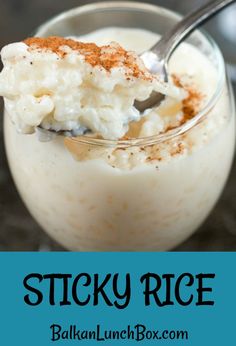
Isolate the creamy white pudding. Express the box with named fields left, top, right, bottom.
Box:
left=2, top=27, right=235, bottom=251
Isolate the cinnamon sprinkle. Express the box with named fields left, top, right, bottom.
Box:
left=172, top=74, right=203, bottom=124
left=170, top=142, right=185, bottom=157
left=23, top=36, right=151, bottom=79
left=143, top=75, right=203, bottom=162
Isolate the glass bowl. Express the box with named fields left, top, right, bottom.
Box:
left=4, top=1, right=235, bottom=251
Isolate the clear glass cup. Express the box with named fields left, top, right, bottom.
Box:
left=4, top=2, right=235, bottom=251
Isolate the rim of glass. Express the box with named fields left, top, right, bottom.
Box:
left=36, top=1, right=226, bottom=148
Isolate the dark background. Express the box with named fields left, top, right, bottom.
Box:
left=1, top=0, right=236, bottom=251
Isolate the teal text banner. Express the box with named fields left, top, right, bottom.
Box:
left=0, top=252, right=235, bottom=345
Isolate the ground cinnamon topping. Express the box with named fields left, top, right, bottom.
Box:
left=172, top=74, right=203, bottom=124
left=23, top=36, right=151, bottom=79
left=143, top=75, right=203, bottom=162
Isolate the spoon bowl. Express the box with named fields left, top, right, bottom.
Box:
left=134, top=51, right=167, bottom=112
left=134, top=0, right=235, bottom=112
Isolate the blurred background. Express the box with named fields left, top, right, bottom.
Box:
left=1, top=0, right=236, bottom=251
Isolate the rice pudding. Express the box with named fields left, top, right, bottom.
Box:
left=1, top=26, right=235, bottom=251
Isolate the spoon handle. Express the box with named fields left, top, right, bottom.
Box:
left=151, top=0, right=236, bottom=61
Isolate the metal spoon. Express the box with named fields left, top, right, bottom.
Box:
left=135, top=0, right=235, bottom=112
left=39, top=0, right=235, bottom=136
